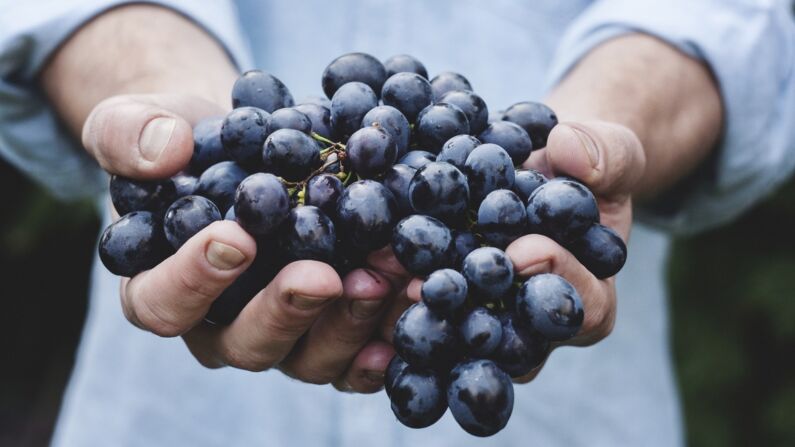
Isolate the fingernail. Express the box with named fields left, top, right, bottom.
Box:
left=206, top=241, right=246, bottom=270
left=291, top=294, right=330, bottom=310
left=349, top=300, right=383, bottom=319
left=568, top=126, right=599, bottom=168
left=363, top=370, right=384, bottom=383
left=139, top=117, right=176, bottom=161
left=518, top=260, right=552, bottom=277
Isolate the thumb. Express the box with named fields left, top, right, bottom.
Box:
left=82, top=93, right=226, bottom=179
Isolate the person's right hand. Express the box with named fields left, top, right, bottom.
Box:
left=85, top=93, right=400, bottom=392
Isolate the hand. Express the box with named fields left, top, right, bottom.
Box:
left=85, top=93, right=402, bottom=392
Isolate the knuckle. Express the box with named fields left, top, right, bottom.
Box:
left=175, top=267, right=219, bottom=305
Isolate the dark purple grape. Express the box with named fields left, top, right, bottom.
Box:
left=381, top=72, right=433, bottom=122
left=398, top=150, right=436, bottom=170
left=451, top=230, right=479, bottom=268
left=233, top=173, right=290, bottom=235
left=279, top=206, right=335, bottom=263
left=391, top=215, right=454, bottom=276
left=492, top=312, right=550, bottom=377
left=330, top=81, right=378, bottom=139
left=190, top=116, right=227, bottom=174
left=430, top=71, right=472, bottom=101
left=382, top=164, right=417, bottom=217
left=262, top=129, right=321, bottom=181
left=322, top=52, right=386, bottom=99
left=231, top=70, right=294, bottom=113
left=478, top=121, right=533, bottom=166
left=502, top=101, right=558, bottom=149
left=221, top=106, right=270, bottom=168
left=512, top=169, right=548, bottom=203
left=171, top=173, right=198, bottom=198
left=569, top=223, right=627, bottom=279
left=195, top=161, right=248, bottom=212
left=436, top=134, right=480, bottom=171
left=516, top=273, right=583, bottom=341
left=390, top=366, right=447, bottom=428
left=414, top=103, right=470, bottom=153
left=385, top=354, right=409, bottom=398
left=305, top=173, right=344, bottom=219
left=477, top=189, right=527, bottom=248
left=461, top=247, right=514, bottom=303
left=293, top=103, right=333, bottom=139
left=361, top=105, right=411, bottom=158
left=464, top=143, right=515, bottom=204
left=336, top=180, right=398, bottom=251
left=408, top=161, right=469, bottom=226
left=447, top=359, right=513, bottom=437
left=421, top=269, right=468, bottom=315
left=438, top=90, right=488, bottom=135
left=109, top=175, right=176, bottom=216
left=460, top=307, right=502, bottom=356
left=345, top=126, right=398, bottom=178
left=98, top=211, right=170, bottom=277
left=163, top=195, right=222, bottom=249
left=526, top=179, right=599, bottom=244
left=267, top=108, right=312, bottom=134
left=393, top=302, right=458, bottom=369
left=383, top=54, right=428, bottom=78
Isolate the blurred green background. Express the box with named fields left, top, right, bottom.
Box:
left=0, top=157, right=793, bottom=446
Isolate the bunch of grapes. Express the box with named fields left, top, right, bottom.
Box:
left=98, top=52, right=627, bottom=436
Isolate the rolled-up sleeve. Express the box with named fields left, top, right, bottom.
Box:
left=545, top=0, right=795, bottom=234
left=0, top=0, right=252, bottom=200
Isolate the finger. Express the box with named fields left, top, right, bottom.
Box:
left=366, top=245, right=410, bottom=286
left=405, top=277, right=423, bottom=302
left=199, top=261, right=344, bottom=371
left=278, top=268, right=392, bottom=384
left=378, top=283, right=415, bottom=343
left=121, top=220, right=256, bottom=337
left=333, top=341, right=396, bottom=393
left=82, top=93, right=225, bottom=178
left=506, top=234, right=616, bottom=346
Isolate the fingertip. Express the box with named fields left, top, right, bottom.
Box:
left=545, top=123, right=600, bottom=183
left=279, top=260, right=344, bottom=300
left=342, top=268, right=391, bottom=301
left=344, top=341, right=395, bottom=393
left=406, top=278, right=423, bottom=302
left=366, top=246, right=409, bottom=280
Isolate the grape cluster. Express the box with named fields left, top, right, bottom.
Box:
left=97, top=52, right=628, bottom=436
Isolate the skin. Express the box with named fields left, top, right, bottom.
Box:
left=41, top=6, right=722, bottom=389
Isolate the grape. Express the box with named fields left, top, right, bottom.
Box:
left=171, top=173, right=198, bottom=198
left=438, top=90, right=489, bottom=135
left=262, top=129, right=321, bottom=182
left=393, top=302, right=458, bottom=369
left=293, top=103, right=333, bottom=139
left=195, top=161, right=248, bottom=212
left=233, top=173, right=290, bottom=235
left=382, top=164, right=417, bottom=217
left=464, top=143, right=515, bottom=204
left=279, top=206, right=335, bottom=263
left=459, top=307, right=503, bottom=356
left=383, top=54, right=428, bottom=78
left=322, top=52, right=386, bottom=99
left=190, top=116, right=227, bottom=174
left=421, top=269, right=468, bottom=315
left=109, top=175, right=176, bottom=216
left=305, top=173, right=344, bottom=219
left=330, top=81, right=379, bottom=139
left=569, top=223, right=627, bottom=279
left=436, top=134, right=480, bottom=171
left=336, top=180, right=398, bottom=251
left=267, top=108, right=312, bottom=134
left=430, top=71, right=472, bottom=101
left=451, top=230, right=478, bottom=268
left=408, top=161, right=469, bottom=226
left=345, top=126, right=398, bottom=178
left=502, top=101, right=558, bottom=149
left=414, top=103, right=470, bottom=153
left=512, top=169, right=548, bottom=203
left=381, top=72, right=433, bottom=122
left=398, top=150, right=436, bottom=170
left=98, top=211, right=170, bottom=277
left=526, top=178, right=599, bottom=243
left=385, top=354, right=409, bottom=397
left=478, top=121, right=533, bottom=166
left=390, top=367, right=447, bottom=428
left=391, top=215, right=454, bottom=276
left=163, top=195, right=222, bottom=249
left=461, top=247, right=514, bottom=303
left=492, top=312, right=550, bottom=377
left=477, top=189, right=527, bottom=248
left=516, top=273, right=583, bottom=341
left=231, top=70, right=294, bottom=113
left=221, top=106, right=271, bottom=168
left=297, top=95, right=331, bottom=109
left=447, top=359, right=514, bottom=437
left=361, top=105, right=411, bottom=158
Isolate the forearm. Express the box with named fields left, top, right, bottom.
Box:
left=545, top=33, right=723, bottom=199
left=41, top=4, right=238, bottom=137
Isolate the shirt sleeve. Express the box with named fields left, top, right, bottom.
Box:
left=544, top=0, right=795, bottom=235
left=0, top=0, right=253, bottom=200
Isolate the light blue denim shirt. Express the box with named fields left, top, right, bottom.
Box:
left=1, top=1, right=794, bottom=446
